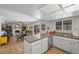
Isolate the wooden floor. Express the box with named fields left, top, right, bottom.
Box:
left=46, top=48, right=66, bottom=54
left=0, top=36, right=24, bottom=54
left=0, top=36, right=66, bottom=54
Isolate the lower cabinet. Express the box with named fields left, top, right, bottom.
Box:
left=32, top=38, right=48, bottom=54
left=53, top=36, right=79, bottom=54
left=41, top=38, right=48, bottom=53
left=72, top=42, right=79, bottom=54
left=62, top=40, right=72, bottom=53
left=24, top=40, right=32, bottom=54
left=32, top=43, right=42, bottom=54
left=24, top=38, right=48, bottom=54
left=53, top=37, right=62, bottom=49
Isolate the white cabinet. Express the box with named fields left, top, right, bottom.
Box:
left=53, top=36, right=62, bottom=49
left=24, top=40, right=32, bottom=54
left=41, top=38, right=48, bottom=53
left=53, top=36, right=72, bottom=53
left=24, top=38, right=48, bottom=54
left=32, top=43, right=42, bottom=54
left=62, top=40, right=72, bottom=53
left=72, top=42, right=79, bottom=54
left=53, top=36, right=79, bottom=54
left=32, top=38, right=48, bottom=54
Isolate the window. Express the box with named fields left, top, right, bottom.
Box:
left=63, top=20, right=72, bottom=30
left=56, top=21, right=62, bottom=30
left=56, top=20, right=72, bottom=31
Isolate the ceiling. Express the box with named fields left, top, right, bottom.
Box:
left=39, top=4, right=79, bottom=19
left=0, top=4, right=42, bottom=18
left=0, top=4, right=79, bottom=22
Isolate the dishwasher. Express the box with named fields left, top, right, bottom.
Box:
left=48, top=36, right=53, bottom=49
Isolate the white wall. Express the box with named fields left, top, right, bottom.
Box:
left=72, top=16, right=79, bottom=36
left=32, top=21, right=56, bottom=34
left=32, top=21, right=43, bottom=39
left=46, top=21, right=56, bottom=31
left=0, top=16, right=5, bottom=36
left=0, top=17, right=1, bottom=32
left=31, top=21, right=56, bottom=39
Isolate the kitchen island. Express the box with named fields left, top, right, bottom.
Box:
left=24, top=36, right=48, bottom=54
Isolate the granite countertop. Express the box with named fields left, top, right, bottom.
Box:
left=24, top=34, right=47, bottom=43
left=54, top=33, right=79, bottom=40
left=24, top=32, right=79, bottom=43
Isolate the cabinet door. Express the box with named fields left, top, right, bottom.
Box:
left=53, top=37, right=58, bottom=46
left=42, top=38, right=48, bottom=53
left=32, top=43, right=42, bottom=54
left=62, top=40, right=72, bottom=53
left=72, top=42, right=79, bottom=54
left=24, top=40, right=32, bottom=54
left=53, top=37, right=62, bottom=48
